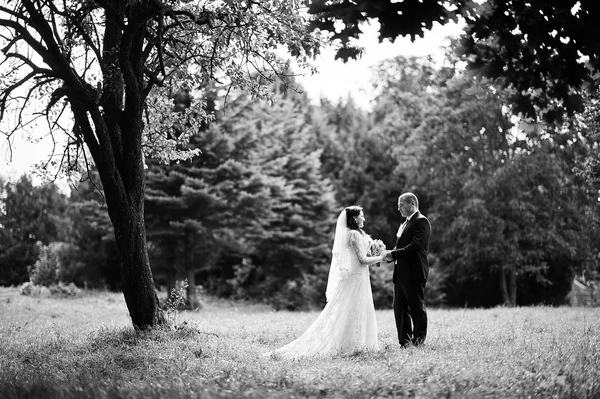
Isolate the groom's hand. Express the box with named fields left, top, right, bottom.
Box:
left=385, top=251, right=394, bottom=262
left=382, top=250, right=393, bottom=262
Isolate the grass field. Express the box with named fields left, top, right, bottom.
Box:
left=1, top=287, right=599, bottom=398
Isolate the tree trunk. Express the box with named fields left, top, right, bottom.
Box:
left=111, top=203, right=165, bottom=329
left=186, top=267, right=201, bottom=310
left=508, top=266, right=517, bottom=306
left=81, top=107, right=165, bottom=329
left=185, top=231, right=201, bottom=310
left=500, top=269, right=508, bottom=305
left=500, top=266, right=517, bottom=307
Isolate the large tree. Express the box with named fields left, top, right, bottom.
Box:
left=0, top=1, right=319, bottom=329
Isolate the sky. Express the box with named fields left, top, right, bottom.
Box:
left=0, top=20, right=464, bottom=182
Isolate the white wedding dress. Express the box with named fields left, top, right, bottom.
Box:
left=265, top=210, right=380, bottom=359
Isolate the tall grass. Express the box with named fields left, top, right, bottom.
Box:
left=0, top=287, right=599, bottom=398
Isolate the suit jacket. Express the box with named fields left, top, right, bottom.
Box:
left=390, top=211, right=431, bottom=283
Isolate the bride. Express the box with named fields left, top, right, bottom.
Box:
left=265, top=206, right=385, bottom=359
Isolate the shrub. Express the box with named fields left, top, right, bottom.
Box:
left=165, top=279, right=188, bottom=329
left=49, top=282, right=81, bottom=296
left=28, top=242, right=60, bottom=287
left=19, top=281, right=37, bottom=296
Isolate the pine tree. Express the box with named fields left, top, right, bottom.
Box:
left=225, top=96, right=337, bottom=309
left=145, top=89, right=338, bottom=309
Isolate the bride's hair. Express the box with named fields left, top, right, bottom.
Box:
left=345, top=206, right=363, bottom=231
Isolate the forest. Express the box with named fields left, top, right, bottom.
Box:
left=2, top=52, right=599, bottom=311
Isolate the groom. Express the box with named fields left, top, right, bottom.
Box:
left=383, top=192, right=431, bottom=347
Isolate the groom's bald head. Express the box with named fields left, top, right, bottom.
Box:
left=399, top=192, right=418, bottom=209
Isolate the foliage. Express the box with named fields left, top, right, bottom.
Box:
left=0, top=241, right=38, bottom=287
left=1, top=287, right=599, bottom=398
left=0, top=175, right=68, bottom=244
left=48, top=281, right=81, bottom=296
left=307, top=0, right=463, bottom=61
left=573, top=91, right=600, bottom=217
left=146, top=86, right=337, bottom=310
left=364, top=54, right=599, bottom=307
left=234, top=102, right=336, bottom=309
left=0, top=176, right=68, bottom=286
left=308, top=0, right=600, bottom=124
left=28, top=242, right=61, bottom=287
left=307, top=98, right=365, bottom=184
left=458, top=0, right=600, bottom=124
left=165, top=279, right=189, bottom=329
left=18, top=281, right=37, bottom=296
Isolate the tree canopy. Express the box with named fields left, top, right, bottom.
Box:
left=308, top=0, right=600, bottom=124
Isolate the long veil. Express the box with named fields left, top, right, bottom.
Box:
left=325, top=209, right=351, bottom=302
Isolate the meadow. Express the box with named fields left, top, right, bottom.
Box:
left=0, top=287, right=599, bottom=399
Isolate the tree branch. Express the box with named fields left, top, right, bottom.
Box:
left=3, top=52, right=55, bottom=75
left=0, top=18, right=52, bottom=63
left=66, top=9, right=104, bottom=71
left=0, top=70, right=39, bottom=123
left=70, top=102, right=101, bottom=163
left=0, top=4, right=28, bottom=20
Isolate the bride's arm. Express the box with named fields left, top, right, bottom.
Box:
left=349, top=230, right=384, bottom=266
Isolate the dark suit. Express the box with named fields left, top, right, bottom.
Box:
left=389, top=211, right=431, bottom=346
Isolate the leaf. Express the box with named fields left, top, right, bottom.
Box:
left=334, top=46, right=363, bottom=63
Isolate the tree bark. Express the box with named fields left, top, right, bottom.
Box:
left=508, top=266, right=517, bottom=306
left=500, top=266, right=517, bottom=307
left=96, top=118, right=165, bottom=329
left=185, top=232, right=201, bottom=310
left=186, top=267, right=201, bottom=310
left=111, top=200, right=165, bottom=329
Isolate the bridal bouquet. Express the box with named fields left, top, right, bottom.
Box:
left=368, top=239, right=386, bottom=267
left=368, top=239, right=386, bottom=257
